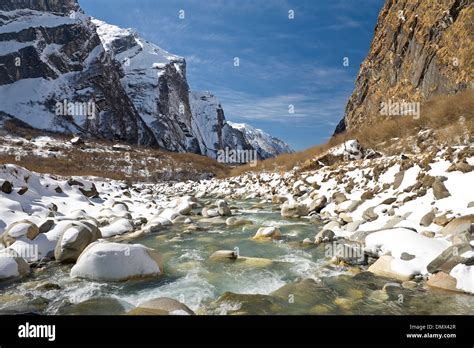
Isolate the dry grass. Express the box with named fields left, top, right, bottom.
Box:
left=228, top=90, right=474, bottom=176
left=0, top=142, right=230, bottom=182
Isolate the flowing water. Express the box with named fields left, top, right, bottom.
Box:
left=1, top=199, right=473, bottom=315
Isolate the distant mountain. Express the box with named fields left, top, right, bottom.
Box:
left=0, top=0, right=285, bottom=160
left=227, top=122, right=293, bottom=159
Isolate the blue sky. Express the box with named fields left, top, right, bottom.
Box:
left=80, top=0, right=384, bottom=150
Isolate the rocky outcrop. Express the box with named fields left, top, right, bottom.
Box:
left=335, top=0, right=473, bottom=133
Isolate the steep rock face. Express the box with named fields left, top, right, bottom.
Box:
left=189, top=91, right=253, bottom=158
left=0, top=1, right=158, bottom=146
left=335, top=0, right=473, bottom=133
left=227, top=122, right=293, bottom=159
left=93, top=19, right=199, bottom=153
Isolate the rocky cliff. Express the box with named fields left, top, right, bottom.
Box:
left=335, top=0, right=473, bottom=133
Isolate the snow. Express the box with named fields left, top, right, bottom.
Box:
left=365, top=228, right=450, bottom=276
left=0, top=249, right=19, bottom=279
left=70, top=242, right=162, bottom=281
left=450, top=264, right=474, bottom=294
left=100, top=218, right=134, bottom=238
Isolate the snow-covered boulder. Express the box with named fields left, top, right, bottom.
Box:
left=55, top=222, right=102, bottom=263
left=101, top=218, right=134, bottom=238
left=0, top=249, right=29, bottom=282
left=71, top=242, right=163, bottom=282
left=1, top=220, right=39, bottom=247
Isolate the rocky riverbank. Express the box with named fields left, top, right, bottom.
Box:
left=0, top=140, right=473, bottom=314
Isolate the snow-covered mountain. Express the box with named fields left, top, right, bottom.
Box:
left=0, top=0, right=288, bottom=160
left=227, top=122, right=293, bottom=159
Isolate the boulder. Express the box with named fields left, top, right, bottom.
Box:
left=0, top=249, right=30, bottom=281
left=308, top=195, right=327, bottom=213
left=362, top=207, right=379, bottom=222
left=225, top=217, right=252, bottom=227
left=210, top=250, right=238, bottom=261
left=426, top=272, right=459, bottom=292
left=101, top=217, right=134, bottom=238
left=1, top=220, right=39, bottom=247
left=426, top=244, right=472, bottom=274
left=1, top=180, right=13, bottom=194
left=54, top=222, right=101, bottom=263
left=420, top=212, right=435, bottom=227
left=272, top=195, right=288, bottom=204
left=367, top=255, right=411, bottom=281
left=314, top=229, right=335, bottom=244
left=217, top=200, right=231, bottom=216
left=71, top=242, right=163, bottom=282
left=333, top=192, right=348, bottom=204
left=281, top=202, right=309, bottom=218
left=393, top=171, right=405, bottom=190
left=432, top=178, right=450, bottom=200
left=253, top=227, right=281, bottom=240
left=440, top=215, right=474, bottom=239
left=129, top=298, right=194, bottom=315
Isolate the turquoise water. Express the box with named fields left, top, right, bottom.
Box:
left=0, top=199, right=473, bottom=315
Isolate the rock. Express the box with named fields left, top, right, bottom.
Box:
left=393, top=171, right=405, bottom=190
left=70, top=137, right=85, bottom=146
left=333, top=192, right=348, bottom=204
left=71, top=242, right=163, bottom=282
left=202, top=207, right=219, bottom=218
left=253, top=227, right=281, bottom=240
left=210, top=250, right=238, bottom=261
left=362, top=207, right=378, bottom=222
left=272, top=195, right=288, bottom=204
left=432, top=178, right=450, bottom=200
left=421, top=231, right=435, bottom=238
left=208, top=292, right=279, bottom=315
left=440, top=215, right=474, bottom=239
left=1, top=180, right=13, bottom=194
left=1, top=220, right=39, bottom=247
left=308, top=195, right=327, bottom=213
left=129, top=298, right=194, bottom=315
left=314, top=229, right=335, bottom=244
left=345, top=200, right=364, bottom=213
left=38, top=219, right=55, bottom=234
left=236, top=257, right=273, bottom=268
left=0, top=249, right=30, bottom=281
left=426, top=272, right=460, bottom=293
left=380, top=197, right=397, bottom=205
left=59, top=297, right=127, bottom=315
left=55, top=222, right=102, bottom=263
left=401, top=281, right=418, bottom=290
left=17, top=186, right=28, bottom=195
left=339, top=213, right=353, bottom=223
left=217, top=200, right=231, bottom=216
left=448, top=161, right=474, bottom=173
left=323, top=220, right=340, bottom=231
left=361, top=191, right=374, bottom=200
left=400, top=252, right=415, bottom=261
left=225, top=217, right=252, bottom=227
left=420, top=212, right=435, bottom=227
left=101, top=217, right=134, bottom=238
left=302, top=238, right=313, bottom=245
left=468, top=201, right=474, bottom=208
left=426, top=244, right=472, bottom=274
left=368, top=255, right=411, bottom=281
left=433, top=213, right=453, bottom=227
left=281, top=201, right=309, bottom=218
left=345, top=220, right=364, bottom=233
